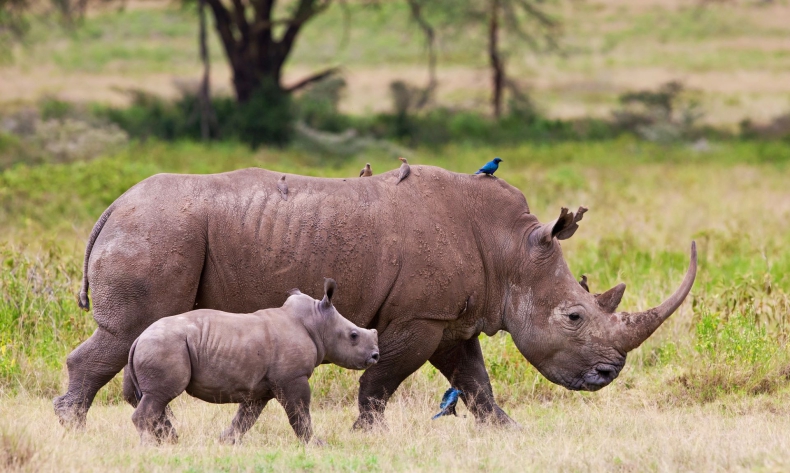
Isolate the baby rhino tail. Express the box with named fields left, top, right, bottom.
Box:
left=127, top=338, right=143, bottom=401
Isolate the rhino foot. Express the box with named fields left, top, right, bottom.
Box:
left=218, top=429, right=242, bottom=446
left=477, top=406, right=521, bottom=429
left=53, top=394, right=88, bottom=430
left=351, top=412, right=386, bottom=431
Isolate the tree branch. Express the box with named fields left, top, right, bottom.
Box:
left=205, top=0, right=239, bottom=61
left=284, top=66, right=341, bottom=93
left=278, top=0, right=332, bottom=59
left=405, top=0, right=437, bottom=110
left=230, top=0, right=251, bottom=48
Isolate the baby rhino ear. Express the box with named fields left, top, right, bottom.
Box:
left=322, top=278, right=337, bottom=307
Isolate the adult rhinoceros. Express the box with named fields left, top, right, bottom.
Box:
left=54, top=165, right=696, bottom=428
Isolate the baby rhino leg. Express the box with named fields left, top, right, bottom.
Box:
left=130, top=339, right=191, bottom=445
left=132, top=395, right=178, bottom=445
left=219, top=399, right=268, bottom=445
left=276, top=376, right=322, bottom=445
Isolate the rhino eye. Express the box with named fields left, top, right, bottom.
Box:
left=350, top=331, right=359, bottom=340
left=568, top=313, right=581, bottom=322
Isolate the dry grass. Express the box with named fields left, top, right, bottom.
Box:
left=3, top=385, right=790, bottom=472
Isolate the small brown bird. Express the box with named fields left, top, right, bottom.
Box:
left=396, top=157, right=410, bottom=185
left=359, top=163, right=373, bottom=177
left=579, top=275, right=589, bottom=292
left=277, top=175, right=289, bottom=201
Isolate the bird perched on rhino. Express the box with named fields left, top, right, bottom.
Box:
left=432, top=387, right=462, bottom=420
left=475, top=157, right=503, bottom=177
left=277, top=175, right=288, bottom=201
left=396, top=157, right=410, bottom=185
left=359, top=163, right=373, bottom=177
left=579, top=275, right=589, bottom=292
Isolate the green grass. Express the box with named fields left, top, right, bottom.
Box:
left=1, top=139, right=789, bottom=402
left=1, top=140, right=789, bottom=469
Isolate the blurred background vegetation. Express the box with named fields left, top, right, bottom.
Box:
left=1, top=0, right=789, bottom=410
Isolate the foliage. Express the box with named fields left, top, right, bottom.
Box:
left=98, top=83, right=292, bottom=147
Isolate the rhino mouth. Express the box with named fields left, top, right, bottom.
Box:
left=579, top=362, right=623, bottom=391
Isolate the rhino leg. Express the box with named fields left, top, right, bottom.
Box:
left=132, top=395, right=178, bottom=445
left=429, top=337, right=517, bottom=427
left=53, top=327, right=134, bottom=429
left=275, top=376, right=315, bottom=444
left=219, top=398, right=269, bottom=445
left=54, top=228, right=204, bottom=429
left=353, top=319, right=445, bottom=430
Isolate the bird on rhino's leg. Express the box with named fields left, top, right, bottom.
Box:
left=429, top=337, right=519, bottom=427
left=353, top=319, right=445, bottom=430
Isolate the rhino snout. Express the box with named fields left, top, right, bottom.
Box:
left=365, top=351, right=379, bottom=368
left=581, top=363, right=622, bottom=391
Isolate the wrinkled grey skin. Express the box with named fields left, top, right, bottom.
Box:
left=127, top=279, right=379, bottom=445
left=54, top=165, right=697, bottom=429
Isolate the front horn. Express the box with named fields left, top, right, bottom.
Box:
left=615, top=241, right=697, bottom=353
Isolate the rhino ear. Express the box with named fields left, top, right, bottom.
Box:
left=536, top=206, right=588, bottom=245
left=595, top=283, right=626, bottom=314
left=322, top=278, right=337, bottom=307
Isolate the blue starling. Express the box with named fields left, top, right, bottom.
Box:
left=475, top=157, right=503, bottom=176
left=432, top=387, right=462, bottom=420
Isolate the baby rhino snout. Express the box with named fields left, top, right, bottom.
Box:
left=364, top=328, right=379, bottom=368
left=366, top=351, right=380, bottom=368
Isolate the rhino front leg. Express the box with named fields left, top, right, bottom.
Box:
left=353, top=319, right=445, bottom=430
left=276, top=377, right=318, bottom=444
left=429, top=336, right=517, bottom=427
left=219, top=398, right=268, bottom=445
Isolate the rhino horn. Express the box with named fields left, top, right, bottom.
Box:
left=614, top=241, right=697, bottom=353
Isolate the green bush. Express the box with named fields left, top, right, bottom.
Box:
left=99, top=81, right=293, bottom=147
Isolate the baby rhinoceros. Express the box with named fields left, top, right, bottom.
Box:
left=126, top=278, right=379, bottom=445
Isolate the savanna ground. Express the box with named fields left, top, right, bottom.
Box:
left=2, top=142, right=790, bottom=471
left=2, top=0, right=790, bottom=470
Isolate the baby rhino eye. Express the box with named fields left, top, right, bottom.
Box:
left=568, top=313, right=581, bottom=322
left=350, top=331, right=359, bottom=340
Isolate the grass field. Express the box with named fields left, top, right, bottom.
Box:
left=2, top=0, right=790, bottom=123
left=1, top=139, right=790, bottom=470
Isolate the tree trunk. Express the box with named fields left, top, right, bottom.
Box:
left=488, top=0, right=505, bottom=118
left=204, top=0, right=329, bottom=104
left=198, top=0, right=214, bottom=139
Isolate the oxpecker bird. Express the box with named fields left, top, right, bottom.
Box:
left=277, top=175, right=289, bottom=201
left=360, top=163, right=373, bottom=177
left=579, top=275, right=589, bottom=292
left=432, top=387, right=462, bottom=420
left=475, top=157, right=503, bottom=177
left=396, top=157, right=410, bottom=185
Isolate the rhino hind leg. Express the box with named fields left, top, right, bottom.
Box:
left=353, top=319, right=445, bottom=430
left=132, top=395, right=178, bottom=445
left=219, top=398, right=268, bottom=445
left=429, top=337, right=518, bottom=427
left=53, top=327, right=133, bottom=429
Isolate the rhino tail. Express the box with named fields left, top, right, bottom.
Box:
left=78, top=203, right=116, bottom=312
left=127, top=337, right=143, bottom=402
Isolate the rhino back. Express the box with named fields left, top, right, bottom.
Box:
left=98, top=166, right=531, bottom=333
